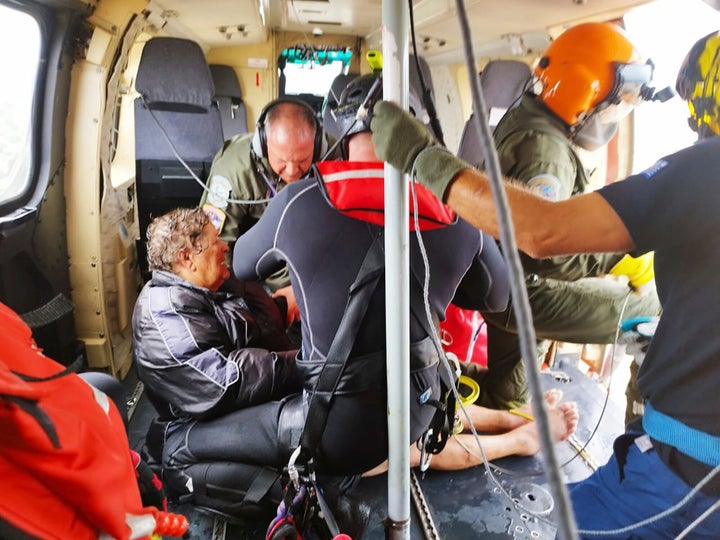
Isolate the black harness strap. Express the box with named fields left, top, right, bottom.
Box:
left=299, top=232, right=455, bottom=461
left=300, top=232, right=386, bottom=457
left=408, top=269, right=457, bottom=456
left=245, top=466, right=282, bottom=504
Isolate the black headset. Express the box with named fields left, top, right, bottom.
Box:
left=251, top=97, right=328, bottom=161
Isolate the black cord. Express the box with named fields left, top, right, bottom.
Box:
left=407, top=0, right=446, bottom=147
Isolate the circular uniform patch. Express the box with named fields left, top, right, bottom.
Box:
left=527, top=173, right=561, bottom=201
left=207, top=175, right=232, bottom=209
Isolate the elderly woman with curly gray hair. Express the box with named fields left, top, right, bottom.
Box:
left=132, top=206, right=309, bottom=519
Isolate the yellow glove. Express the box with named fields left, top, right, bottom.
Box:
left=609, top=253, right=655, bottom=289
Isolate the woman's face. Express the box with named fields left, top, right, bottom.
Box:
left=187, top=223, right=230, bottom=291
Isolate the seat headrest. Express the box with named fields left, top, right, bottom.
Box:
left=209, top=64, right=243, bottom=99
left=135, top=37, right=215, bottom=110
left=479, top=60, right=532, bottom=109
left=409, top=54, right=434, bottom=99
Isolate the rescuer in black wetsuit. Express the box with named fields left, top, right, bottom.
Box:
left=233, top=74, right=510, bottom=475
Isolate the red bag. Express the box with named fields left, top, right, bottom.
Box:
left=440, top=304, right=488, bottom=366
left=0, top=302, right=155, bottom=540
left=315, top=161, right=456, bottom=230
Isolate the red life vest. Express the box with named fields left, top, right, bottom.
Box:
left=315, top=161, right=456, bottom=230
left=0, top=302, right=155, bottom=539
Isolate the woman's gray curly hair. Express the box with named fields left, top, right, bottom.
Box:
left=146, top=207, right=211, bottom=272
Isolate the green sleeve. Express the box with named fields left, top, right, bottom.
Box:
left=498, top=131, right=577, bottom=200
left=499, top=131, right=623, bottom=278
left=200, top=134, right=271, bottom=247
left=264, top=266, right=291, bottom=292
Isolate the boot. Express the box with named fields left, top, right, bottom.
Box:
left=315, top=481, right=371, bottom=540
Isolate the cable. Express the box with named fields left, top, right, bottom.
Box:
left=675, top=498, right=720, bottom=540
left=452, top=1, right=578, bottom=539
left=409, top=176, right=510, bottom=501
left=559, top=290, right=632, bottom=469
left=407, top=0, right=446, bottom=146
left=409, top=175, right=553, bottom=524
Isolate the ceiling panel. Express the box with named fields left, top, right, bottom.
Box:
left=153, top=0, right=654, bottom=60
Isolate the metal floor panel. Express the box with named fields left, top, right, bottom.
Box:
left=348, top=355, right=624, bottom=539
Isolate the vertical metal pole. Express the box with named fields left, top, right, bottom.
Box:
left=382, top=1, right=411, bottom=538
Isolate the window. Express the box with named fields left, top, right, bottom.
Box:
left=0, top=4, right=41, bottom=203
left=280, top=47, right=352, bottom=100
left=624, top=0, right=720, bottom=172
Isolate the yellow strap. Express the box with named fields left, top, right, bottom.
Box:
left=508, top=409, right=534, bottom=422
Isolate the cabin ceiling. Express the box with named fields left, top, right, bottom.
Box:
left=148, top=0, right=655, bottom=61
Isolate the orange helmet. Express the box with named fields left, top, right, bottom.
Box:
left=534, top=22, right=652, bottom=127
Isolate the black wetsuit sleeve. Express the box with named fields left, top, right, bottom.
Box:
left=452, top=231, right=510, bottom=312
left=232, top=187, right=291, bottom=280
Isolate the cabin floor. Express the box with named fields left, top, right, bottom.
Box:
left=124, top=353, right=626, bottom=539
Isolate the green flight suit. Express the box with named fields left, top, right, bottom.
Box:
left=199, top=133, right=290, bottom=291
left=478, top=94, right=661, bottom=409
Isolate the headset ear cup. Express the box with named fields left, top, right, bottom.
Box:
left=251, top=128, right=264, bottom=158
left=316, top=130, right=329, bottom=161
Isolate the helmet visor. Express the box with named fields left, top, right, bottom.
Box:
left=595, top=61, right=654, bottom=124
left=595, top=99, right=636, bottom=125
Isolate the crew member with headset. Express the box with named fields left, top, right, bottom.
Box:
left=200, top=97, right=335, bottom=325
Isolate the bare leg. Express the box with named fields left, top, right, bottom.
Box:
left=363, top=392, right=578, bottom=475
left=419, top=400, right=578, bottom=471
left=458, top=388, right=564, bottom=432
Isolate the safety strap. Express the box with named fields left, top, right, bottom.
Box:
left=245, top=467, right=282, bottom=504
left=300, top=232, right=386, bottom=457
left=644, top=402, right=720, bottom=467
left=408, top=268, right=456, bottom=456
left=18, top=293, right=75, bottom=330
left=300, top=232, right=454, bottom=460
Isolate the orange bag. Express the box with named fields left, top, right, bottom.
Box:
left=440, top=304, right=488, bottom=366
left=0, top=302, right=155, bottom=540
